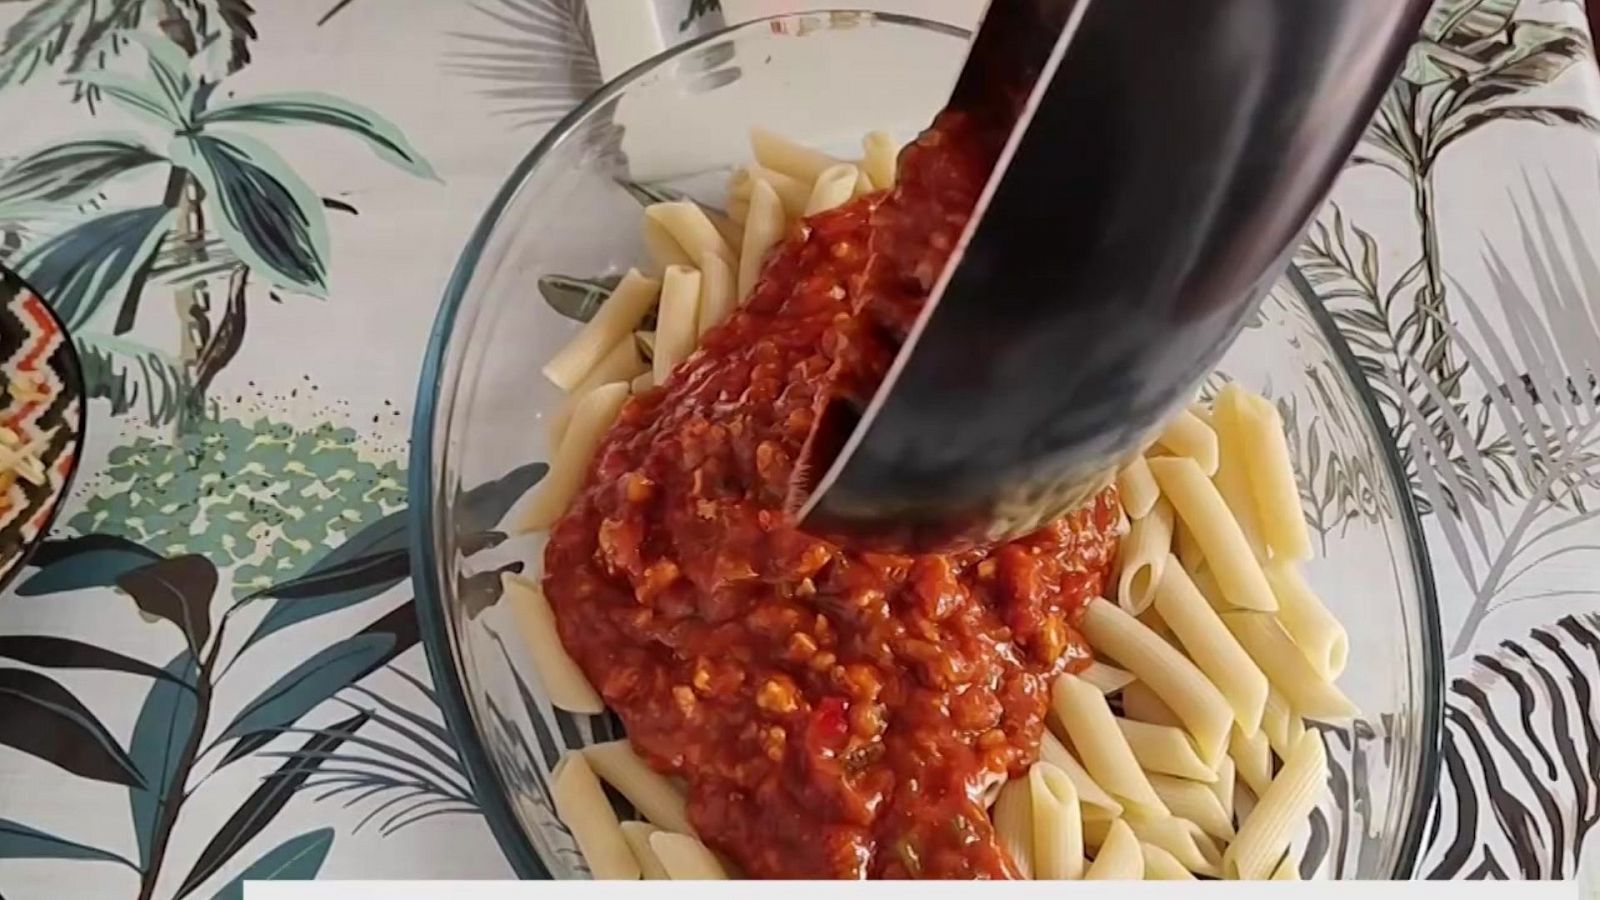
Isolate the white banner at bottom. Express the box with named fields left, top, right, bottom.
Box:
left=249, top=881, right=1581, bottom=899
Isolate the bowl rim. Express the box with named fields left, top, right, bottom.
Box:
left=0, top=263, right=88, bottom=595
left=409, top=11, right=1444, bottom=881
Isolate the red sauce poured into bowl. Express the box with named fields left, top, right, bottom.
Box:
left=543, top=112, right=1123, bottom=879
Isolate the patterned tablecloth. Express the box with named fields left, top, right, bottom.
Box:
left=0, top=0, right=1598, bottom=896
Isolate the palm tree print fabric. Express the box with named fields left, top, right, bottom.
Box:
left=0, top=0, right=1594, bottom=894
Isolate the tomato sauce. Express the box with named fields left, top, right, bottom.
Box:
left=543, top=111, right=1123, bottom=879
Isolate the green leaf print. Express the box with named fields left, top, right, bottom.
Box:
left=17, top=534, right=163, bottom=595
left=0, top=818, right=137, bottom=870
left=117, top=555, right=219, bottom=654
left=16, top=204, right=175, bottom=331
left=0, top=668, right=147, bottom=788
left=217, top=633, right=395, bottom=746
left=128, top=654, right=198, bottom=870
left=203, top=828, right=333, bottom=900
left=197, top=92, right=438, bottom=179
left=168, top=132, right=330, bottom=295
left=0, top=134, right=164, bottom=207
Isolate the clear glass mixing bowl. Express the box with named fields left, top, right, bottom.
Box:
left=410, top=11, right=1443, bottom=880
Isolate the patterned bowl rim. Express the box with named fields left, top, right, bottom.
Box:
left=0, top=263, right=88, bottom=595
left=409, top=11, right=1444, bottom=881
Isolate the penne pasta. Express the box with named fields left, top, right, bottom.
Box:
left=1038, top=730, right=1123, bottom=820
left=503, top=574, right=602, bottom=714
left=650, top=831, right=728, bottom=879
left=1148, top=773, right=1235, bottom=840
left=645, top=202, right=735, bottom=265
left=706, top=209, right=743, bottom=256
left=1079, top=661, right=1137, bottom=695
left=1261, top=689, right=1307, bottom=759
left=1116, top=456, right=1160, bottom=519
left=1272, top=852, right=1302, bottom=880
left=1221, top=611, right=1359, bottom=721
left=547, top=335, right=648, bottom=448
left=620, top=821, right=670, bottom=880
left=731, top=165, right=810, bottom=217
left=1210, top=385, right=1270, bottom=560
left=1152, top=559, right=1270, bottom=736
left=1210, top=756, right=1237, bottom=823
left=1080, top=598, right=1233, bottom=766
left=804, top=163, right=860, bottom=216
left=1115, top=718, right=1216, bottom=782
left=653, top=265, right=701, bottom=382
left=750, top=126, right=841, bottom=184
left=1050, top=674, right=1167, bottom=818
left=1154, top=409, right=1220, bottom=475
left=1115, top=499, right=1173, bottom=615
left=738, top=179, right=785, bottom=300
left=644, top=216, right=695, bottom=270
left=1237, top=391, right=1314, bottom=561
left=1264, top=561, right=1349, bottom=679
left=1141, top=842, right=1196, bottom=880
left=543, top=269, right=661, bottom=390
left=992, top=777, right=1034, bottom=878
left=1030, top=763, right=1084, bottom=880
left=1085, top=819, right=1142, bottom=880
left=861, top=130, right=898, bottom=190
left=583, top=740, right=692, bottom=835
left=696, top=251, right=738, bottom=337
left=1129, top=815, right=1223, bottom=878
left=631, top=372, right=654, bottom=395
left=1230, top=725, right=1273, bottom=797
left=1120, top=680, right=1180, bottom=727
left=1225, top=731, right=1329, bottom=880
left=552, top=752, right=640, bottom=879
left=519, top=382, right=630, bottom=531
left=1147, top=455, right=1278, bottom=612
left=1174, top=520, right=1205, bottom=572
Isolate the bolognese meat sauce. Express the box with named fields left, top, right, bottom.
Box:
left=542, top=111, right=1123, bottom=879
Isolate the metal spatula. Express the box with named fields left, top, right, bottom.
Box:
left=796, top=0, right=1432, bottom=551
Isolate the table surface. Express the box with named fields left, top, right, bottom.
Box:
left=1, top=0, right=1599, bottom=895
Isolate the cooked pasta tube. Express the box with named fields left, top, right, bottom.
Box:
left=1261, top=688, right=1307, bottom=759
left=1236, top=391, right=1313, bottom=561
left=1050, top=673, right=1166, bottom=818
left=804, top=163, right=860, bottom=215
left=861, top=130, right=898, bottom=190
left=1174, top=520, right=1205, bottom=572
left=1147, top=455, right=1277, bottom=612
left=1116, top=456, right=1160, bottom=519
left=583, top=740, right=691, bottom=835
left=729, top=164, right=811, bottom=216
left=738, top=179, right=785, bottom=300
left=552, top=752, right=639, bottom=879
left=645, top=202, right=735, bottom=265
left=631, top=372, right=654, bottom=394
left=503, top=574, right=602, bottom=714
left=1085, top=819, right=1141, bottom=880
left=1225, top=731, right=1329, bottom=880
left=543, top=269, right=660, bottom=390
left=991, top=777, right=1034, bottom=878
left=644, top=217, right=694, bottom=269
left=1230, top=725, right=1273, bottom=797
left=1264, top=561, right=1349, bottom=679
left=1141, top=842, right=1196, bottom=880
left=1120, top=680, right=1180, bottom=727
left=1148, top=773, right=1235, bottom=840
left=1153, top=559, right=1269, bottom=736
left=1210, top=756, right=1236, bottom=823
left=750, top=126, right=841, bottom=183
left=1116, top=499, right=1173, bottom=615
left=547, top=335, right=648, bottom=448
left=696, top=251, right=737, bottom=336
left=1115, top=718, right=1216, bottom=782
left=1272, top=852, right=1302, bottom=880
left=1210, top=385, right=1270, bottom=559
left=1221, top=611, right=1358, bottom=721
left=653, top=265, right=701, bottom=382
left=519, top=382, right=629, bottom=531
left=1080, top=598, right=1233, bottom=766
left=1038, top=730, right=1122, bottom=820
left=620, top=821, right=669, bottom=880
left=651, top=831, right=728, bottom=879
left=1079, top=661, right=1136, bottom=695
left=1154, top=409, right=1219, bottom=475
left=1129, top=815, right=1223, bottom=877
left=1030, top=762, right=1085, bottom=879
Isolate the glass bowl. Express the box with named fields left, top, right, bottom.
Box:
left=410, top=11, right=1443, bottom=880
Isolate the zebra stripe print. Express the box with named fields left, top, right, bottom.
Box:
left=1423, top=613, right=1600, bottom=879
